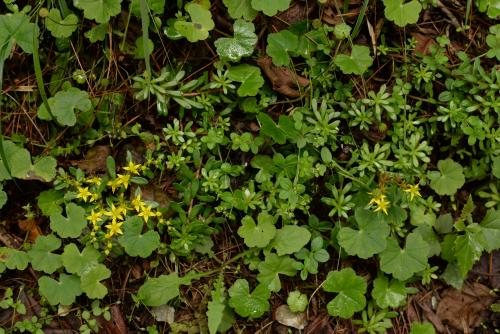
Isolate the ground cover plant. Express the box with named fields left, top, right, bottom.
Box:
left=0, top=0, right=499, bottom=333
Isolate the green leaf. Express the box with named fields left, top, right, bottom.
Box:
left=134, top=36, right=154, bottom=59
left=492, top=155, right=500, bottom=178
left=383, top=0, right=422, bottom=27
left=80, top=262, right=111, bottom=299
left=38, top=87, right=92, bottom=126
left=428, top=159, right=465, bottom=196
left=222, top=0, right=257, bottom=20
left=237, top=213, right=276, bottom=248
left=227, top=64, right=264, bottom=96
left=266, top=30, right=298, bottom=66
left=118, top=216, right=160, bottom=258
left=45, top=9, right=78, bottom=38
left=27, top=235, right=62, bottom=274
left=50, top=203, right=87, bottom=238
left=38, top=274, right=82, bottom=305
left=138, top=273, right=192, bottom=306
left=228, top=279, right=270, bottom=319
left=379, top=233, right=430, bottom=281
left=207, top=277, right=234, bottom=334
left=323, top=268, right=367, bottom=318
left=272, top=225, right=311, bottom=256
left=31, top=156, right=57, bottom=182
left=0, top=187, right=6, bottom=209
left=287, top=290, right=308, bottom=313
left=215, top=19, right=257, bottom=62
left=257, top=113, right=286, bottom=144
left=454, top=231, right=484, bottom=278
left=410, top=322, right=436, bottom=334
left=334, top=45, right=373, bottom=75
left=84, top=23, right=108, bottom=42
left=337, top=208, right=390, bottom=259
left=0, top=12, right=39, bottom=61
left=73, top=0, right=123, bottom=23
left=486, top=25, right=500, bottom=61
left=61, top=243, right=101, bottom=275
left=0, top=140, right=32, bottom=181
left=371, top=275, right=408, bottom=309
left=37, top=189, right=64, bottom=216
left=174, top=3, right=214, bottom=42
left=251, top=0, right=291, bottom=16
left=0, top=247, right=29, bottom=271
left=130, top=0, right=165, bottom=16
left=479, top=209, right=500, bottom=251
left=257, top=254, right=302, bottom=292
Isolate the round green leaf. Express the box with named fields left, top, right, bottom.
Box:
left=272, top=225, right=311, bottom=256
left=237, top=213, right=276, bottom=248
left=118, top=216, right=160, bottom=258
left=428, top=159, right=465, bottom=196
left=27, top=234, right=62, bottom=274
left=38, top=274, right=82, bottom=305
left=266, top=30, right=298, bottom=66
left=227, top=64, right=264, bottom=96
left=73, top=0, right=123, bottom=24
left=251, top=0, right=291, bottom=16
left=174, top=3, right=214, bottom=42
left=334, top=45, right=373, bottom=75
left=228, top=279, right=270, bottom=319
left=215, top=20, right=257, bottom=62
left=45, top=9, right=78, bottom=38
left=50, top=203, right=87, bottom=238
left=323, top=268, right=367, bottom=318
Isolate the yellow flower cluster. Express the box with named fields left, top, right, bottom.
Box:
left=368, top=190, right=391, bottom=215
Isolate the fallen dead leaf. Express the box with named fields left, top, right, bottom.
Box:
left=97, top=304, right=128, bottom=334
left=71, top=145, right=111, bottom=173
left=274, top=305, right=307, bottom=330
left=305, top=313, right=334, bottom=334
left=151, top=305, right=175, bottom=323
left=18, top=219, right=42, bottom=241
left=257, top=56, right=309, bottom=98
left=411, top=33, right=436, bottom=56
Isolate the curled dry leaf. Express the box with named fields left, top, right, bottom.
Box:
left=71, top=145, right=111, bottom=173
left=257, top=56, right=309, bottom=98
left=274, top=304, right=308, bottom=330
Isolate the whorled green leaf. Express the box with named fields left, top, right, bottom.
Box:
left=50, top=203, right=87, bottom=238
left=383, top=0, right=422, bottom=27
left=214, top=19, right=257, bottom=62
left=138, top=273, right=192, bottom=306
left=227, top=64, right=264, bottom=96
left=257, top=254, right=301, bottom=292
left=428, top=159, right=465, bottom=196
left=251, top=0, right=291, bottom=16
left=38, top=274, right=82, bottom=305
left=266, top=30, right=298, bottom=66
left=334, top=45, right=373, bottom=75
left=237, top=212, right=276, bottom=248
left=27, top=234, right=62, bottom=274
left=118, top=216, right=160, bottom=258
left=379, top=233, right=430, bottom=281
left=38, top=87, right=92, bottom=126
left=45, top=9, right=78, bottom=38
left=0, top=12, right=39, bottom=61
left=222, top=0, right=257, bottom=20
left=73, top=0, right=123, bottom=24
left=174, top=3, right=214, bottom=42
left=228, top=279, right=270, bottom=319
left=272, top=225, right=311, bottom=256
left=323, top=268, right=367, bottom=318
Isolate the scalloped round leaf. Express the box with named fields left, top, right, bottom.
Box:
left=272, top=225, right=311, bottom=256
left=266, top=30, right=298, bottom=66
left=27, top=234, right=62, bottom=274
left=228, top=279, right=270, bottom=319
left=222, top=0, right=257, bottom=20
left=73, top=0, right=122, bottom=24
left=371, top=275, right=408, bottom=309
left=215, top=19, right=257, bottom=62
left=383, top=0, right=422, bottom=27
left=0, top=12, right=39, bottom=61
left=0, top=247, right=29, bottom=271
left=428, top=159, right=465, bottom=196
left=174, top=3, right=214, bottom=42
left=50, top=203, right=87, bottom=238
left=237, top=213, right=276, bottom=248
left=257, top=254, right=301, bottom=292
left=45, top=9, right=78, bottom=38
left=227, top=64, right=264, bottom=96
left=138, top=273, right=192, bottom=306
left=31, top=156, right=57, bottom=182
left=38, top=87, right=92, bottom=126
left=38, top=274, right=82, bottom=305
left=118, top=216, right=160, bottom=258
left=334, top=45, right=373, bottom=75
left=80, top=263, right=111, bottom=299
left=323, top=268, right=367, bottom=318
left=62, top=243, right=101, bottom=275
left=251, top=0, right=291, bottom=16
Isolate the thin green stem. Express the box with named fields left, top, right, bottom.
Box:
left=139, top=0, right=152, bottom=76
left=33, top=16, right=54, bottom=120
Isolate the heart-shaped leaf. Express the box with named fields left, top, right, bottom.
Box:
left=50, top=203, right=87, bottom=238
left=334, top=45, right=373, bottom=75
left=215, top=19, right=257, bottom=62
left=427, top=159, right=465, bottom=196
left=118, top=216, right=160, bottom=258
left=45, top=9, right=78, bottom=38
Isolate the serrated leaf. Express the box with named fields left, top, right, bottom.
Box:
left=62, top=243, right=101, bottom=275
left=27, top=234, right=62, bottom=274
left=227, top=64, right=264, bottom=96
left=38, top=274, right=82, bottom=305
left=337, top=208, right=390, bottom=259
left=174, top=3, right=214, bottom=42
left=215, top=19, right=257, bottom=62
left=0, top=247, right=29, bottom=271
left=287, top=291, right=308, bottom=313
left=237, top=213, right=276, bottom=248
left=38, top=87, right=92, bottom=126
left=118, top=216, right=160, bottom=258
left=73, top=0, right=122, bottom=23
left=45, top=9, right=78, bottom=38
left=222, top=0, right=257, bottom=20
left=379, top=233, right=429, bottom=281
left=323, top=268, right=367, bottom=318
left=257, top=254, right=301, bottom=292
left=266, top=30, right=298, bottom=66
left=272, top=225, right=311, bottom=256
left=334, top=45, right=373, bottom=75
left=37, top=189, right=64, bottom=216
left=428, top=159, right=465, bottom=196
left=50, top=203, right=87, bottom=238
left=80, top=262, right=111, bottom=299
left=31, top=156, right=57, bottom=182
left=479, top=209, right=500, bottom=251
left=228, top=279, right=270, bottom=319
left=251, top=0, right=291, bottom=16
left=371, top=275, right=408, bottom=309
left=383, top=0, right=422, bottom=27
left=0, top=12, right=39, bottom=61
left=138, top=273, right=192, bottom=306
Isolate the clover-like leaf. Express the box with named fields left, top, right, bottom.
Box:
left=0, top=12, right=39, bottom=61
left=0, top=247, right=29, bottom=271
left=45, top=9, right=78, bottom=38
left=38, top=87, right=92, bottom=126
left=272, top=225, right=311, bottom=256
left=215, top=20, right=257, bottom=62
left=334, top=45, right=373, bottom=75
left=371, top=275, right=409, bottom=309
left=266, top=30, right=298, bottom=66
left=228, top=279, right=270, bottom=319
left=257, top=254, right=301, bottom=292
left=27, top=234, right=62, bottom=274
left=251, top=0, right=291, bottom=16
left=80, top=262, right=111, bottom=299
left=383, top=0, right=422, bottom=27
left=50, top=203, right=87, bottom=238
left=62, top=243, right=101, bottom=275
left=237, top=213, right=276, bottom=248
left=38, top=274, right=82, bottom=305
left=337, top=208, right=390, bottom=259
left=323, top=268, right=367, bottom=318
left=222, top=0, right=257, bottom=20
left=73, top=0, right=122, bottom=23
left=138, top=273, right=193, bottom=306
left=174, top=3, right=214, bottom=42
left=227, top=64, right=264, bottom=96
left=379, top=233, right=430, bottom=281
left=428, top=159, right=465, bottom=196
left=118, top=216, right=160, bottom=258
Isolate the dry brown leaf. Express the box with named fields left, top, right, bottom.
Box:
left=71, top=145, right=111, bottom=173
left=256, top=56, right=309, bottom=98
left=18, top=219, right=42, bottom=241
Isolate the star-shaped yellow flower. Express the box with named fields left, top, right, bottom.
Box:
left=76, top=186, right=92, bottom=202
left=107, top=178, right=121, bottom=193
left=105, top=220, right=124, bottom=237
left=138, top=205, right=156, bottom=223
left=123, top=160, right=142, bottom=175
left=404, top=184, right=421, bottom=201
left=104, top=204, right=124, bottom=222
left=131, top=194, right=145, bottom=212
left=373, top=196, right=390, bottom=215
left=86, top=210, right=102, bottom=225
left=116, top=174, right=131, bottom=190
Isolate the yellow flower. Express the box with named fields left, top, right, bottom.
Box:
left=90, top=192, right=100, bottom=202
left=86, top=176, right=102, bottom=186
left=123, top=161, right=142, bottom=175
left=138, top=205, right=156, bottom=223
left=373, top=196, right=390, bottom=215
left=116, top=174, right=131, bottom=190
left=104, top=204, right=124, bottom=222
left=86, top=210, right=102, bottom=225
left=107, top=178, right=121, bottom=193
left=105, top=220, right=123, bottom=237
left=76, top=186, right=92, bottom=202
left=404, top=184, right=421, bottom=201
left=131, top=194, right=145, bottom=212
